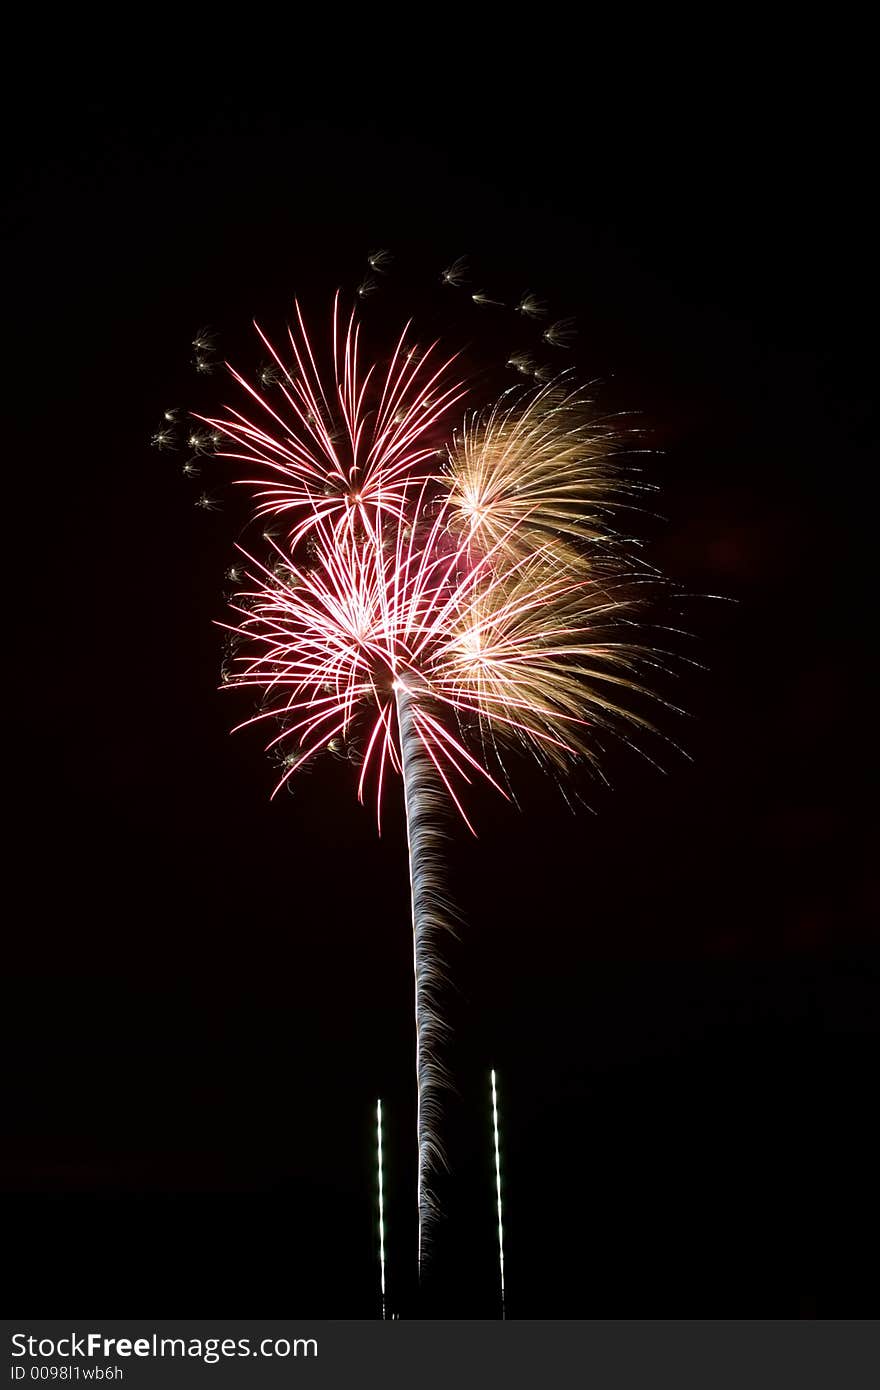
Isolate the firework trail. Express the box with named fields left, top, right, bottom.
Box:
left=396, top=680, right=453, bottom=1262
left=490, top=1069, right=505, bottom=1318
left=377, top=1098, right=387, bottom=1319
left=206, top=295, right=674, bottom=1274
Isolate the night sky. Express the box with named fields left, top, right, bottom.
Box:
left=3, top=44, right=876, bottom=1317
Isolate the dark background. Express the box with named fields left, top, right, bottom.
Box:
left=3, top=34, right=876, bottom=1317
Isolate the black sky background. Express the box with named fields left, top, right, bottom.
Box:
left=2, top=38, right=877, bottom=1316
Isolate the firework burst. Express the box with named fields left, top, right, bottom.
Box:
left=202, top=294, right=674, bottom=1274
left=442, top=380, right=643, bottom=560
left=201, top=294, right=466, bottom=547
left=221, top=501, right=658, bottom=816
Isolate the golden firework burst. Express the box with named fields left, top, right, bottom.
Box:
left=442, top=380, right=642, bottom=563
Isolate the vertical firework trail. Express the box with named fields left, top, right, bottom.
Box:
left=491, top=1068, right=506, bottom=1318
left=395, top=681, right=450, bottom=1273
left=376, top=1098, right=387, bottom=1319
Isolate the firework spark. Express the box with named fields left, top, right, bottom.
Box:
left=507, top=351, right=535, bottom=376
left=543, top=317, right=577, bottom=349
left=192, top=326, right=217, bottom=354
left=515, top=292, right=547, bottom=320
left=441, top=256, right=468, bottom=288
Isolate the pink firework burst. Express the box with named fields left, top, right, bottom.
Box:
left=200, top=293, right=466, bottom=546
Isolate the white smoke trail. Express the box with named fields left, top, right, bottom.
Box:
left=394, top=680, right=453, bottom=1273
